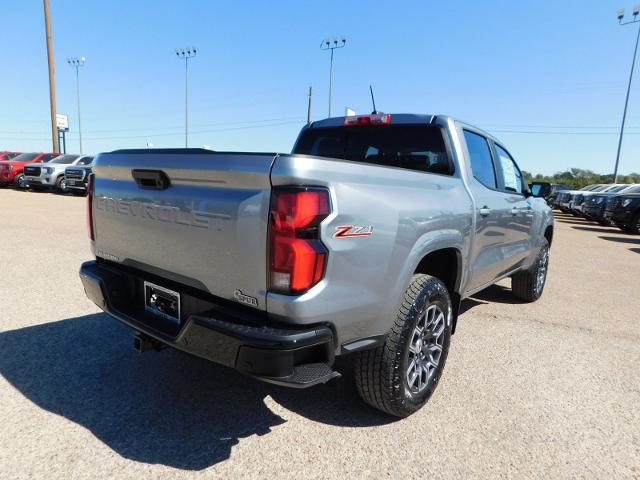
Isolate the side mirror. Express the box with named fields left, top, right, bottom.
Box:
left=529, top=183, right=551, bottom=198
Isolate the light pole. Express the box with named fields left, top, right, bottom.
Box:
left=320, top=36, right=346, bottom=118
left=43, top=0, right=59, bottom=153
left=175, top=47, right=197, bottom=148
left=614, top=5, right=640, bottom=182
left=67, top=57, right=85, bottom=153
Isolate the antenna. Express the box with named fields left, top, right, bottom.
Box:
left=369, top=85, right=378, bottom=114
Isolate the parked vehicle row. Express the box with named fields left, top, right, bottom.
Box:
left=0, top=152, right=94, bottom=194
left=552, top=183, right=640, bottom=234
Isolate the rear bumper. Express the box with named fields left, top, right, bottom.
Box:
left=79, top=260, right=339, bottom=388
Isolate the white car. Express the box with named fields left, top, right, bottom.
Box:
left=22, top=154, right=94, bottom=191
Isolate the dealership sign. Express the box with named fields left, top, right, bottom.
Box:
left=56, top=114, right=69, bottom=132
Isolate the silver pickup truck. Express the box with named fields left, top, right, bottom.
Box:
left=79, top=113, right=553, bottom=417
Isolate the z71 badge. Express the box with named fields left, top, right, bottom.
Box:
left=334, top=225, right=374, bottom=238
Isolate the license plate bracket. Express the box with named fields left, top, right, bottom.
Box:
left=144, top=281, right=181, bottom=325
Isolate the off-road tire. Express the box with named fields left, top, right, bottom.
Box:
left=354, top=274, right=452, bottom=418
left=512, top=239, right=550, bottom=302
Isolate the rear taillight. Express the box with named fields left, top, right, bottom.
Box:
left=268, top=187, right=331, bottom=295
left=344, top=113, right=392, bottom=126
left=87, top=173, right=95, bottom=241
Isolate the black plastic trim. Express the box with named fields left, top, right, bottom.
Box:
left=79, top=260, right=337, bottom=386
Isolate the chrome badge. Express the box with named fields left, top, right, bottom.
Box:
left=234, top=289, right=259, bottom=308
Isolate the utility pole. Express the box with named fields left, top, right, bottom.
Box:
left=614, top=5, right=640, bottom=182
left=175, top=47, right=197, bottom=148
left=43, top=0, right=59, bottom=153
left=67, top=57, right=85, bottom=153
left=320, top=36, right=346, bottom=118
left=307, top=86, right=313, bottom=124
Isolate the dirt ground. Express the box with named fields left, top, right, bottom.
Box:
left=0, top=188, right=638, bottom=479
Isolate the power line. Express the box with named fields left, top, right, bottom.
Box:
left=0, top=116, right=306, bottom=135
left=0, top=119, right=305, bottom=142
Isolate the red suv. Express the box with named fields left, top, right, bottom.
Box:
left=0, top=152, right=58, bottom=188
left=0, top=151, right=21, bottom=161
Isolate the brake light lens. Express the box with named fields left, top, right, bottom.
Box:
left=344, top=113, right=392, bottom=126
left=269, top=187, right=330, bottom=294
left=87, top=173, right=95, bottom=241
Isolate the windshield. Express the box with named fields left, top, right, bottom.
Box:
left=293, top=125, right=452, bottom=175
left=10, top=153, right=39, bottom=162
left=605, top=185, right=628, bottom=193
left=590, top=185, right=609, bottom=192
left=50, top=154, right=80, bottom=164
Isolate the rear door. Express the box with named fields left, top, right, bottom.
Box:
left=462, top=129, right=510, bottom=291
left=92, top=150, right=276, bottom=310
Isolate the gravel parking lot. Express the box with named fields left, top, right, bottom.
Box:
left=0, top=188, right=638, bottom=479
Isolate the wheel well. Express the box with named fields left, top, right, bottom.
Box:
left=414, top=248, right=461, bottom=333
left=544, top=225, right=553, bottom=246
left=414, top=248, right=459, bottom=294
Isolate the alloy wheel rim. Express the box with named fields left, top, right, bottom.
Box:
left=406, top=304, right=445, bottom=394
left=536, top=247, right=549, bottom=294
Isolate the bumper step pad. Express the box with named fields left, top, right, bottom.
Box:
left=260, top=363, right=341, bottom=388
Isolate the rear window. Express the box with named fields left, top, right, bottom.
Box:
left=293, top=125, right=452, bottom=175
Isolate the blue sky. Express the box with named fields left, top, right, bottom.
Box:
left=1, top=0, right=639, bottom=175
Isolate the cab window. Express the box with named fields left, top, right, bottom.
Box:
left=463, top=130, right=497, bottom=189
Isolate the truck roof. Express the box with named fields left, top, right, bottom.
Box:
left=307, top=114, right=502, bottom=145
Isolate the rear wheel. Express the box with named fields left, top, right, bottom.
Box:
left=512, top=239, right=549, bottom=302
left=354, top=274, right=452, bottom=417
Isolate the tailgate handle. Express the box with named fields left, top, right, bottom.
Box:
left=131, top=169, right=171, bottom=190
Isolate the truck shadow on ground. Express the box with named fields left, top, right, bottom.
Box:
left=599, top=235, right=640, bottom=245
left=554, top=216, right=594, bottom=226
left=0, top=314, right=393, bottom=471
left=459, top=284, right=524, bottom=314
left=571, top=225, right=620, bottom=234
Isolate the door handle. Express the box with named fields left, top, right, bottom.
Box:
left=511, top=207, right=519, bottom=216
left=479, top=206, right=491, bottom=217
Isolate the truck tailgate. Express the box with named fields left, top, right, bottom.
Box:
left=92, top=150, right=276, bottom=310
